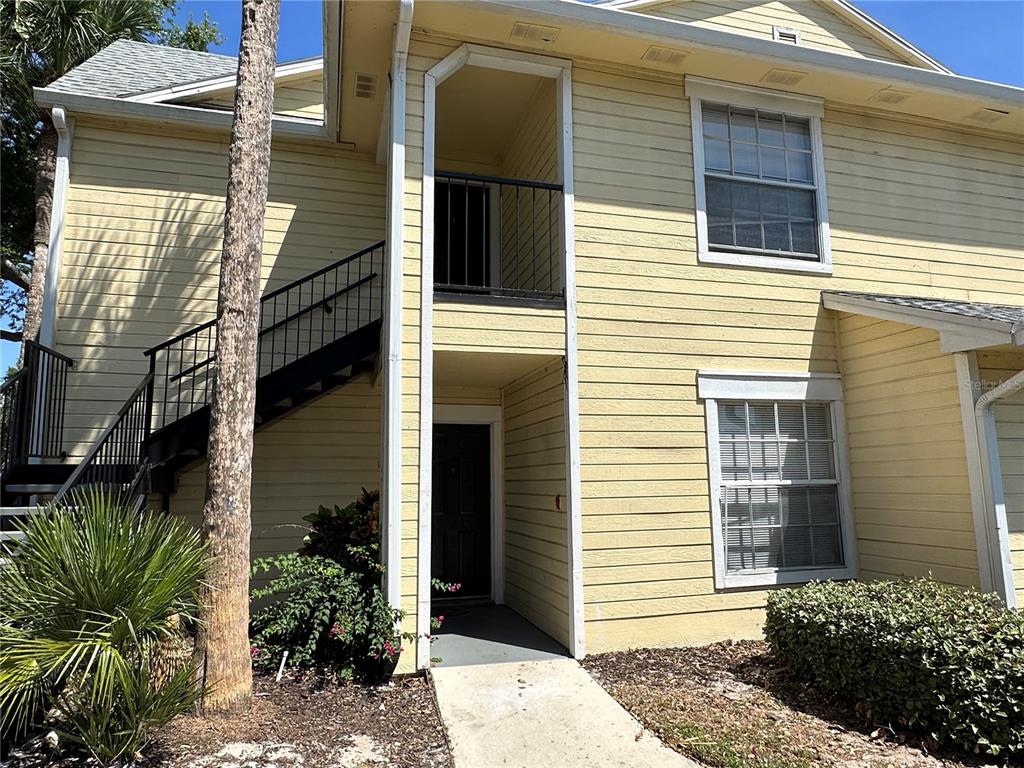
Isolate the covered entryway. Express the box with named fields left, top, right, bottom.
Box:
left=427, top=351, right=572, bottom=667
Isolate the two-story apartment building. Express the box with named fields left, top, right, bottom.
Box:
left=3, top=0, right=1022, bottom=674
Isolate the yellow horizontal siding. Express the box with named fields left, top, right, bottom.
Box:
left=172, top=378, right=381, bottom=573
left=637, top=0, right=911, bottom=64
left=432, top=303, right=566, bottom=355
left=502, top=361, right=570, bottom=648
left=56, top=118, right=385, bottom=459
left=568, top=60, right=1024, bottom=651
left=198, top=74, right=324, bottom=120
left=837, top=316, right=977, bottom=586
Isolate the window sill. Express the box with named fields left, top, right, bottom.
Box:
left=699, top=249, right=833, bottom=275
left=716, top=565, right=856, bottom=590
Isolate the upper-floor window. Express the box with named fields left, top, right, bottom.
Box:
left=686, top=77, right=832, bottom=274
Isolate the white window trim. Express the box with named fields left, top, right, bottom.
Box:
left=698, top=370, right=857, bottom=589
left=686, top=76, right=833, bottom=275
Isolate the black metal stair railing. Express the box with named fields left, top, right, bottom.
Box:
left=145, top=240, right=385, bottom=433
left=0, top=341, right=74, bottom=479
left=50, top=373, right=153, bottom=506
left=50, top=240, right=386, bottom=504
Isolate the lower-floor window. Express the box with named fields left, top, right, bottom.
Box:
left=698, top=372, right=856, bottom=588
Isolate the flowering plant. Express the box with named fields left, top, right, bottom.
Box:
left=249, top=489, right=402, bottom=681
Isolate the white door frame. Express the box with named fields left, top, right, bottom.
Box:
left=416, top=43, right=584, bottom=668
left=433, top=404, right=505, bottom=607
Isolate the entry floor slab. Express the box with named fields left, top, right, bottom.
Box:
left=430, top=658, right=698, bottom=768
left=431, top=605, right=566, bottom=667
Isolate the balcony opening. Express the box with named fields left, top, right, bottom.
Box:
left=434, top=65, right=563, bottom=305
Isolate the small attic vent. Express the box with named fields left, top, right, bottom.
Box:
left=760, top=68, right=807, bottom=87
left=870, top=87, right=912, bottom=105
left=510, top=21, right=560, bottom=44
left=641, top=45, right=688, bottom=67
left=968, top=107, right=1009, bottom=124
left=354, top=72, right=378, bottom=100
left=773, top=26, right=802, bottom=44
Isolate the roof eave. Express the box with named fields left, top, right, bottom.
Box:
left=821, top=292, right=1023, bottom=353
left=127, top=57, right=324, bottom=104
left=598, top=0, right=950, bottom=73
left=33, top=87, right=339, bottom=143
left=479, top=0, right=1023, bottom=109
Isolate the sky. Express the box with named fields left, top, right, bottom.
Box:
left=2, top=0, right=1022, bottom=367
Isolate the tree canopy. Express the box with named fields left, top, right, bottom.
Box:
left=0, top=0, right=222, bottom=340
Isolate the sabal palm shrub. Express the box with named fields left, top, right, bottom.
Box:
left=0, top=489, right=207, bottom=765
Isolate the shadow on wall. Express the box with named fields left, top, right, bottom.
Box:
left=57, top=124, right=386, bottom=457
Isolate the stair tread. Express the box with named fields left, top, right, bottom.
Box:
left=5, top=484, right=62, bottom=493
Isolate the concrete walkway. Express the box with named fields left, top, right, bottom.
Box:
left=430, top=658, right=699, bottom=768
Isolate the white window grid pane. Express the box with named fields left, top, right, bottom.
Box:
left=701, top=101, right=821, bottom=260
left=718, top=400, right=844, bottom=573
left=702, top=103, right=816, bottom=187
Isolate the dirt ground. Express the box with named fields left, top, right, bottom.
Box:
left=582, top=641, right=1004, bottom=768
left=143, top=673, right=452, bottom=768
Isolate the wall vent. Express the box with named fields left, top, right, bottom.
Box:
left=641, top=45, right=688, bottom=67
left=968, top=107, right=1009, bottom=124
left=510, top=21, right=560, bottom=44
left=773, top=26, right=802, bottom=44
left=870, top=88, right=912, bottom=105
left=760, top=68, right=807, bottom=86
left=354, top=72, right=378, bottom=100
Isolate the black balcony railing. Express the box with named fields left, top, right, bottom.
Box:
left=435, top=171, right=563, bottom=302
left=0, top=341, right=74, bottom=478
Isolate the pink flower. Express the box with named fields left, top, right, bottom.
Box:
left=329, top=622, right=345, bottom=639
left=384, top=641, right=396, bottom=656
left=250, top=646, right=261, bottom=659
left=437, top=615, right=445, bottom=623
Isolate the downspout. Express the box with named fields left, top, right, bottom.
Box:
left=383, top=0, right=413, bottom=614
left=38, top=107, right=73, bottom=348
left=974, top=368, right=1024, bottom=608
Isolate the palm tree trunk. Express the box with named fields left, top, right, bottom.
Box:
left=194, top=0, right=280, bottom=716
left=23, top=115, right=57, bottom=347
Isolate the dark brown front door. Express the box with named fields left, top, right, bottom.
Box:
left=432, top=423, right=491, bottom=599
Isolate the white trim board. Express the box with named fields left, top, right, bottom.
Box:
left=383, top=0, right=413, bottom=627
left=822, top=292, right=1024, bottom=352
left=599, top=0, right=949, bottom=73
left=476, top=0, right=1022, bottom=108
left=128, top=58, right=324, bottom=104
left=38, top=107, right=74, bottom=348
left=416, top=43, right=584, bottom=668
left=433, top=404, right=506, bottom=606
left=33, top=90, right=335, bottom=143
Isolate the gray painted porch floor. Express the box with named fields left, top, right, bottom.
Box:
left=430, top=604, right=567, bottom=667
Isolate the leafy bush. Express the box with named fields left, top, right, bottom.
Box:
left=250, top=489, right=402, bottom=679
left=0, top=489, right=206, bottom=765
left=765, top=579, right=1024, bottom=757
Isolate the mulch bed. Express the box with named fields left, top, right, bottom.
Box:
left=582, top=641, right=1001, bottom=768
left=142, top=673, right=453, bottom=768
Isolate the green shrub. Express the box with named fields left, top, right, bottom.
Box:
left=0, top=489, right=206, bottom=765
left=249, top=489, right=402, bottom=679
left=765, top=579, right=1024, bottom=757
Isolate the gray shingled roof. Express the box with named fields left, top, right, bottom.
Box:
left=46, top=39, right=237, bottom=99
left=827, top=291, right=1024, bottom=327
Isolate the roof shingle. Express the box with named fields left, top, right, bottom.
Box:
left=826, top=291, right=1024, bottom=327
left=46, top=39, right=237, bottom=99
